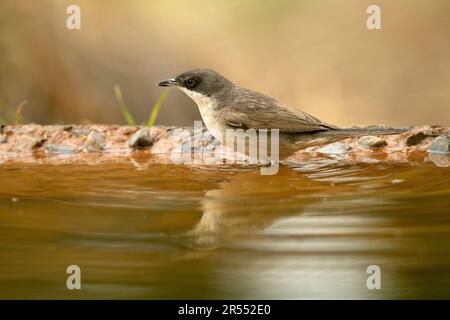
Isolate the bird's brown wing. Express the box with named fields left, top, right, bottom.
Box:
left=216, top=88, right=337, bottom=133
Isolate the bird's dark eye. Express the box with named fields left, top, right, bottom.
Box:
left=185, top=78, right=196, bottom=88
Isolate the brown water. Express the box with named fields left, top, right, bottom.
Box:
left=0, top=154, right=450, bottom=299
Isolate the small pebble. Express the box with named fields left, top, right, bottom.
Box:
left=429, top=152, right=450, bottom=168
left=47, top=144, right=76, bottom=154
left=15, top=135, right=46, bottom=150
left=129, top=128, right=156, bottom=150
left=391, top=179, right=405, bottom=184
left=405, top=131, right=426, bottom=146
left=358, top=136, right=387, bottom=148
left=83, top=130, right=105, bottom=152
left=318, top=142, right=351, bottom=155
left=428, top=135, right=450, bottom=154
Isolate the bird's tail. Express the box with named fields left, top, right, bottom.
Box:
left=291, top=126, right=409, bottom=151
left=317, top=126, right=409, bottom=138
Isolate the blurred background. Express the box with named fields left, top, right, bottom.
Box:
left=0, top=0, right=449, bottom=127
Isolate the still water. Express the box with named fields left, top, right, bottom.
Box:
left=0, top=154, right=450, bottom=299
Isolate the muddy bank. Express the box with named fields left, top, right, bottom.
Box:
left=0, top=124, right=449, bottom=167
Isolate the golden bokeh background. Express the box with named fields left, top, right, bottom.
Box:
left=1, top=0, right=449, bottom=126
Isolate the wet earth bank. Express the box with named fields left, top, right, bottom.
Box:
left=0, top=124, right=449, bottom=166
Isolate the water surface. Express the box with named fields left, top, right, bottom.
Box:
left=1, top=154, right=450, bottom=299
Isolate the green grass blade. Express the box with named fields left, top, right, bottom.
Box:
left=114, top=84, right=136, bottom=126
left=147, top=88, right=169, bottom=127
left=15, top=100, right=27, bottom=125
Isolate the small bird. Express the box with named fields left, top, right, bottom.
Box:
left=159, top=69, right=404, bottom=158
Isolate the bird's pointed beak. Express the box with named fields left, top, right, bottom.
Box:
left=158, top=78, right=180, bottom=87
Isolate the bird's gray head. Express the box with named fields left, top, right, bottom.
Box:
left=158, top=69, right=233, bottom=98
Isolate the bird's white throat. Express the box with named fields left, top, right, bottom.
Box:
left=178, top=87, right=224, bottom=137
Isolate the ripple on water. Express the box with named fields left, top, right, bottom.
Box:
left=0, top=159, right=450, bottom=298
